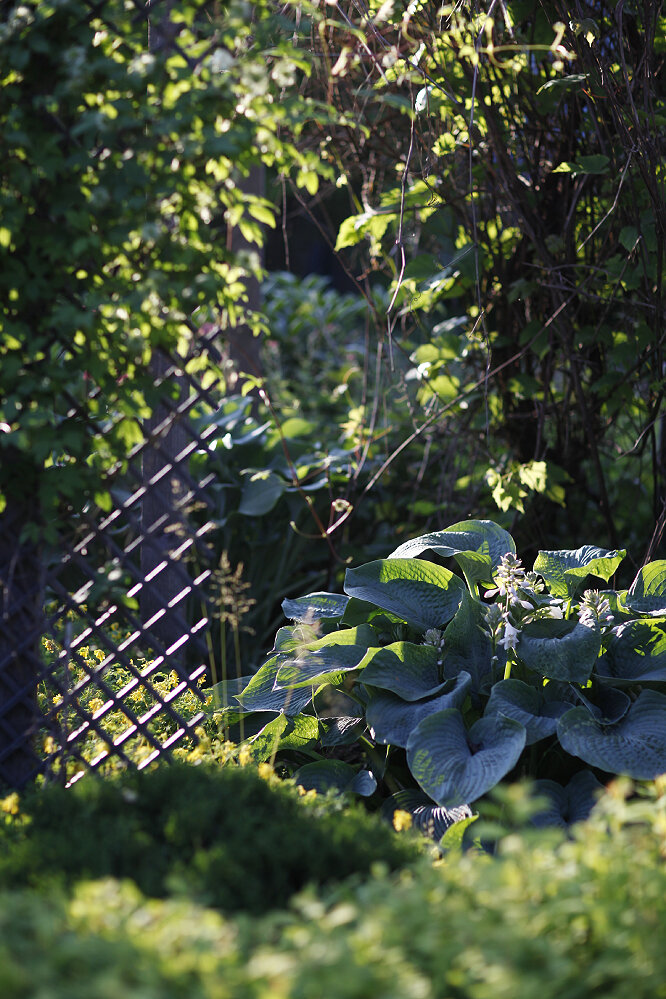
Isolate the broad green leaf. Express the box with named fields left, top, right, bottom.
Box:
left=406, top=709, right=526, bottom=807
left=235, top=657, right=313, bottom=715
left=439, top=812, right=478, bottom=850
left=625, top=561, right=666, bottom=614
left=536, top=73, right=588, bottom=95
left=383, top=790, right=473, bottom=840
left=533, top=546, right=626, bottom=598
left=441, top=590, right=495, bottom=691
left=293, top=760, right=377, bottom=797
left=619, top=226, right=640, bottom=252
left=596, top=619, right=666, bottom=684
left=389, top=521, right=515, bottom=592
left=366, top=672, right=472, bottom=748
left=557, top=690, right=666, bottom=778
left=360, top=642, right=446, bottom=700
left=334, top=210, right=394, bottom=251
left=574, top=684, right=631, bottom=724
left=552, top=155, right=609, bottom=176
left=344, top=558, right=465, bottom=631
left=320, top=716, right=364, bottom=747
left=517, top=618, right=601, bottom=683
left=531, top=771, right=603, bottom=828
left=485, top=679, right=572, bottom=745
left=274, top=627, right=374, bottom=688
left=242, top=712, right=289, bottom=763
left=238, top=470, right=286, bottom=515
left=281, top=591, right=350, bottom=621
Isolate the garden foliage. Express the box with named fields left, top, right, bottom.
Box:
left=231, top=519, right=666, bottom=824
left=0, top=763, right=422, bottom=913
left=0, top=0, right=329, bottom=520
left=1, top=774, right=666, bottom=998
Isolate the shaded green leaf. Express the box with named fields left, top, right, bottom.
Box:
left=360, top=642, right=446, bottom=700
left=485, top=679, right=572, bottom=745
left=282, top=592, right=350, bottom=622
left=366, top=672, right=472, bottom=748
left=344, top=558, right=465, bottom=631
left=533, top=546, right=626, bottom=598
left=517, top=618, right=601, bottom=683
left=407, top=709, right=526, bottom=807
left=235, top=657, right=313, bottom=715
left=531, top=770, right=604, bottom=828
left=557, top=690, right=666, bottom=778
left=441, top=590, right=494, bottom=691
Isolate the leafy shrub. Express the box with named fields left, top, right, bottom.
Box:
left=232, top=519, right=666, bottom=824
left=0, top=763, right=422, bottom=914
left=2, top=779, right=666, bottom=998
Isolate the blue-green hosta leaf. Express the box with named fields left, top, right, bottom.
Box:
left=406, top=709, right=526, bottom=807
left=242, top=712, right=289, bottom=762
left=238, top=470, right=287, bottom=516
left=574, top=684, right=631, bottom=724
left=243, top=714, right=320, bottom=763
left=596, top=619, right=666, bottom=684
left=531, top=770, right=604, bottom=828
left=341, top=597, right=406, bottom=628
left=273, top=623, right=323, bottom=652
left=389, top=520, right=515, bottom=591
left=441, top=590, right=495, bottom=691
left=485, top=679, right=572, bottom=744
left=625, top=561, right=666, bottom=614
left=344, top=558, right=465, bottom=631
left=293, top=760, right=377, bottom=797
left=383, top=790, right=473, bottom=840
left=204, top=675, right=253, bottom=713
left=235, top=657, right=313, bottom=715
left=281, top=591, right=350, bottom=622
left=557, top=690, right=666, bottom=779
left=366, top=672, right=472, bottom=748
left=320, top=716, right=365, bottom=747
left=517, top=618, right=601, bottom=683
left=272, top=626, right=375, bottom=689
left=533, top=546, right=625, bottom=598
left=361, top=642, right=446, bottom=700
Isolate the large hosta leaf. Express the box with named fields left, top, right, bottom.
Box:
left=484, top=679, right=572, bottom=744
left=344, top=558, right=465, bottom=631
left=244, top=714, right=320, bottom=763
left=383, top=790, right=473, bottom=840
left=360, top=643, right=446, bottom=700
left=441, top=590, right=495, bottom=690
left=557, top=689, right=666, bottom=778
left=625, top=562, right=666, bottom=614
left=235, top=657, right=313, bottom=715
left=293, top=760, right=377, bottom=797
left=281, top=591, right=349, bottom=622
left=274, top=627, right=374, bottom=688
left=366, top=672, right=472, bottom=747
left=596, top=619, right=666, bottom=684
left=574, top=683, right=631, bottom=724
left=531, top=770, right=603, bottom=828
left=406, top=709, right=526, bottom=806
left=389, top=520, right=515, bottom=591
left=533, top=546, right=625, bottom=598
left=517, top=618, right=601, bottom=683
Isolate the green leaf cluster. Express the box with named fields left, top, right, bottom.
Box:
left=0, top=0, right=330, bottom=517
left=2, top=773, right=666, bottom=998
left=235, top=519, right=666, bottom=822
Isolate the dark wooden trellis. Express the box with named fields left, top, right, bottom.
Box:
left=0, top=325, right=244, bottom=789
left=0, top=0, right=267, bottom=791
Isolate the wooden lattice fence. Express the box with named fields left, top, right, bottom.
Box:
left=0, top=326, right=241, bottom=789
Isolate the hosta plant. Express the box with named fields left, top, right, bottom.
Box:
left=225, top=520, right=666, bottom=831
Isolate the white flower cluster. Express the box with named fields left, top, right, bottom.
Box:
left=578, top=590, right=614, bottom=632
